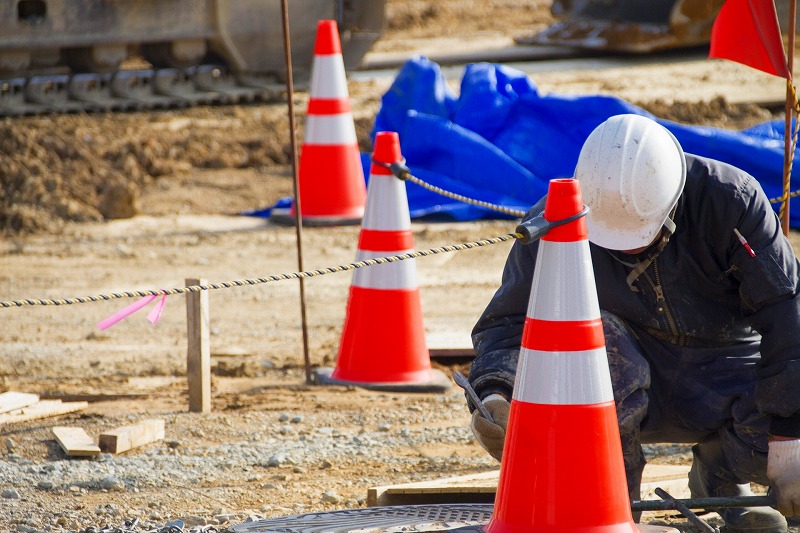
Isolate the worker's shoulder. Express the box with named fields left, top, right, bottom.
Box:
left=684, top=153, right=760, bottom=201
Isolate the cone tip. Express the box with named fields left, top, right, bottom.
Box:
left=543, top=178, right=588, bottom=242
left=371, top=131, right=401, bottom=174
left=315, top=19, right=342, bottom=55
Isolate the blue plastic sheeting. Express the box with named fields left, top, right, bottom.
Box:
left=250, top=56, right=800, bottom=228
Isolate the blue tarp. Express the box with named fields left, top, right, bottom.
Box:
left=255, top=56, right=800, bottom=228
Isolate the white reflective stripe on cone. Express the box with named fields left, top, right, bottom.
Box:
left=310, top=56, right=349, bottom=98
left=528, top=240, right=600, bottom=322
left=514, top=346, right=614, bottom=405
left=362, top=179, right=412, bottom=231
left=304, top=114, right=358, bottom=144
left=352, top=249, right=418, bottom=290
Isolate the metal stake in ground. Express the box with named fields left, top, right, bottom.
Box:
left=280, top=0, right=312, bottom=384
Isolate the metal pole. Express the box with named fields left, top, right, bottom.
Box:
left=631, top=494, right=776, bottom=512
left=782, top=0, right=797, bottom=236
left=280, top=0, right=313, bottom=384
left=652, top=488, right=718, bottom=533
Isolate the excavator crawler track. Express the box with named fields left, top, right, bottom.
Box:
left=0, top=66, right=286, bottom=117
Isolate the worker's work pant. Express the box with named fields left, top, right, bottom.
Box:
left=601, top=311, right=771, bottom=500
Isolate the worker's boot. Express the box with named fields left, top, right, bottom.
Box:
left=688, top=440, right=787, bottom=533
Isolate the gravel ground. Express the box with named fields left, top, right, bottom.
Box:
left=0, top=397, right=695, bottom=533
left=1, top=390, right=485, bottom=532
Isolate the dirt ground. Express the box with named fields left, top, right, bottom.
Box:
left=2, top=1, right=800, bottom=532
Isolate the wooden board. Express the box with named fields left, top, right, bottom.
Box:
left=52, top=426, right=101, bottom=457
left=0, top=391, right=40, bottom=414
left=99, top=418, right=165, bottom=454
left=426, top=330, right=475, bottom=362
left=0, top=400, right=88, bottom=426
left=367, top=463, right=691, bottom=507
left=40, top=392, right=148, bottom=402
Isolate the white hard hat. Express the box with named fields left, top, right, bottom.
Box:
left=575, top=114, right=686, bottom=251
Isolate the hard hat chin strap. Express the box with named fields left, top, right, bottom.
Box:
left=619, top=205, right=678, bottom=292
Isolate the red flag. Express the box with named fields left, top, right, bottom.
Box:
left=709, top=0, right=791, bottom=79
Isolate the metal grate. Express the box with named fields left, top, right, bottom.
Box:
left=230, top=504, right=494, bottom=533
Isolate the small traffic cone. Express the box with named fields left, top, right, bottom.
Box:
left=314, top=131, right=450, bottom=393
left=486, top=178, right=637, bottom=533
left=271, top=19, right=366, bottom=227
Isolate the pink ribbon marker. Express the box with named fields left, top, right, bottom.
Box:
left=97, top=293, right=168, bottom=330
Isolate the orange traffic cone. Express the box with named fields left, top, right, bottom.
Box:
left=271, top=19, right=366, bottom=227
left=486, top=179, right=637, bottom=533
left=314, top=131, right=450, bottom=393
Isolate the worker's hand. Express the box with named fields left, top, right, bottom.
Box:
left=767, top=438, right=800, bottom=516
left=470, top=394, right=510, bottom=462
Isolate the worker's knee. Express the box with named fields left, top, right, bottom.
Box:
left=601, top=311, right=651, bottom=404
left=719, top=426, right=770, bottom=485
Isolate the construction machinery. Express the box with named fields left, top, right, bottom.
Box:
left=519, top=0, right=726, bottom=53
left=0, top=0, right=385, bottom=116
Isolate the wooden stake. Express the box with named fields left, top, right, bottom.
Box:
left=185, top=278, right=211, bottom=413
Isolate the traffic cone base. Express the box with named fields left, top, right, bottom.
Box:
left=314, top=367, right=451, bottom=393
left=335, top=287, right=427, bottom=380
left=315, top=286, right=451, bottom=393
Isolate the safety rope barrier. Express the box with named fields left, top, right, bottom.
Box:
left=18, top=128, right=796, bottom=311
left=372, top=158, right=529, bottom=218
left=0, top=233, right=521, bottom=309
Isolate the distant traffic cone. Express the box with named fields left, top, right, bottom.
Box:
left=271, top=19, right=366, bottom=226
left=314, top=131, right=450, bottom=392
left=486, top=179, right=637, bottom=533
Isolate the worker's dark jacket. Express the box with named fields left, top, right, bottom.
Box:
left=469, top=154, right=800, bottom=437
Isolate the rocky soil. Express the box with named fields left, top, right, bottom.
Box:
left=1, top=1, right=799, bottom=532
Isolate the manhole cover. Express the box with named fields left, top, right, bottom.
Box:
left=230, top=504, right=494, bottom=532
left=230, top=504, right=681, bottom=533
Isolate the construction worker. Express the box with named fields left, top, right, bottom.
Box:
left=467, top=114, right=800, bottom=533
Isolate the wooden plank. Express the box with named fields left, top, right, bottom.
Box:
left=186, top=277, right=211, bottom=413
left=367, top=464, right=691, bottom=507
left=368, top=470, right=497, bottom=507
left=0, top=400, right=88, bottom=426
left=639, top=463, right=692, bottom=502
left=52, top=426, right=101, bottom=457
left=427, top=330, right=475, bottom=362
left=429, top=348, right=475, bottom=363
left=99, top=418, right=165, bottom=454
left=40, top=392, right=148, bottom=402
left=0, top=391, right=40, bottom=414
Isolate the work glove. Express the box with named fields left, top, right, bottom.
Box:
left=767, top=438, right=800, bottom=516
left=470, top=394, right=510, bottom=462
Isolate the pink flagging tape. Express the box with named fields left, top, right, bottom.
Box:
left=97, top=294, right=167, bottom=330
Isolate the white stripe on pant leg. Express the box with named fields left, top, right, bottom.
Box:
left=304, top=114, right=358, bottom=144
left=528, top=240, right=600, bottom=322
left=310, top=55, right=349, bottom=99
left=352, top=249, right=418, bottom=290
left=514, top=347, right=614, bottom=405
